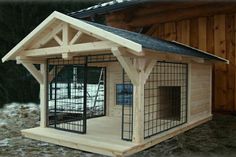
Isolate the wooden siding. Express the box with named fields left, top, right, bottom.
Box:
left=105, top=4, right=236, bottom=112
left=190, top=63, right=212, bottom=121
left=106, top=62, right=123, bottom=117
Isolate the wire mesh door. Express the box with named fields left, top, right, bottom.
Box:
left=47, top=57, right=87, bottom=133
left=47, top=56, right=106, bottom=134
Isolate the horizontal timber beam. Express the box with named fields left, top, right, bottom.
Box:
left=16, top=56, right=46, bottom=64
left=24, top=41, right=119, bottom=57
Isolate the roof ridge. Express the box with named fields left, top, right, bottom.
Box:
left=68, top=0, right=142, bottom=18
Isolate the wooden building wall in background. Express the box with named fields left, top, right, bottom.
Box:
left=105, top=2, right=236, bottom=113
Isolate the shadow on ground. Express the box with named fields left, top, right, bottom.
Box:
left=0, top=103, right=236, bottom=157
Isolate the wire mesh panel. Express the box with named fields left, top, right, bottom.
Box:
left=144, top=61, right=188, bottom=139
left=47, top=54, right=116, bottom=134
left=121, top=70, right=133, bottom=141
left=86, top=67, right=106, bottom=118
left=48, top=57, right=87, bottom=133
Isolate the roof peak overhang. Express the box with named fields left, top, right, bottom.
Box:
left=2, top=11, right=142, bottom=63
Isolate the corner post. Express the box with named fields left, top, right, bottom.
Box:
left=40, top=61, right=48, bottom=127
left=132, top=58, right=145, bottom=144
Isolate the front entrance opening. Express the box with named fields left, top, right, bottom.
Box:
left=47, top=56, right=106, bottom=134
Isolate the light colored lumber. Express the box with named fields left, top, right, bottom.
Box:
left=21, top=115, right=212, bottom=157
left=2, top=14, right=58, bottom=62
left=53, top=35, right=63, bottom=46
left=57, top=11, right=142, bottom=52
left=132, top=58, right=145, bottom=144
left=16, top=56, right=45, bottom=64
left=21, top=62, right=43, bottom=84
left=69, top=31, right=83, bottom=45
left=191, top=57, right=204, bottom=63
left=111, top=47, right=139, bottom=85
left=31, top=23, right=63, bottom=49
left=22, top=117, right=137, bottom=157
left=62, top=23, right=69, bottom=46
left=2, top=11, right=142, bottom=62
left=24, top=41, right=119, bottom=57
left=62, top=53, right=73, bottom=60
left=40, top=63, right=48, bottom=127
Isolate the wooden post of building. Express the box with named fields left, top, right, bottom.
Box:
left=132, top=58, right=145, bottom=144
left=40, top=62, right=48, bottom=127
left=111, top=47, right=145, bottom=143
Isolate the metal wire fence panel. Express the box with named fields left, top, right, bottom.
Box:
left=144, top=61, right=188, bottom=139
left=47, top=57, right=87, bottom=133
left=121, top=70, right=133, bottom=141
left=47, top=54, right=114, bottom=134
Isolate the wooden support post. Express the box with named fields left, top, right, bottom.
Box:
left=40, top=62, right=48, bottom=127
left=132, top=58, right=145, bottom=144
left=62, top=23, right=69, bottom=46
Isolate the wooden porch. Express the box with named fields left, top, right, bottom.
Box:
left=21, top=116, right=137, bottom=156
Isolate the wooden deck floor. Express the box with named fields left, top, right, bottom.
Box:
left=21, top=115, right=212, bottom=156
left=21, top=116, right=137, bottom=156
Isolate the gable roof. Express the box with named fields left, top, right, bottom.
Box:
left=2, top=11, right=142, bottom=62
left=68, top=0, right=143, bottom=18
left=87, top=21, right=228, bottom=62
left=2, top=11, right=228, bottom=64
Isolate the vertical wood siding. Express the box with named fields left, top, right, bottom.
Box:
left=153, top=15, right=235, bottom=112
left=106, top=13, right=236, bottom=112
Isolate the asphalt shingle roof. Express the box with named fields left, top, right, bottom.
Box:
left=86, top=21, right=227, bottom=62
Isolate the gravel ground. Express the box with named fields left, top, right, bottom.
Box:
left=0, top=103, right=236, bottom=157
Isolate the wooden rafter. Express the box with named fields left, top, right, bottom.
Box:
left=69, top=31, right=83, bottom=45
left=53, top=35, right=63, bottom=46
left=31, top=23, right=63, bottom=49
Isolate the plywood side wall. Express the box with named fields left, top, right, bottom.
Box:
left=106, top=62, right=123, bottom=117
left=190, top=63, right=212, bottom=121
left=106, top=12, right=236, bottom=112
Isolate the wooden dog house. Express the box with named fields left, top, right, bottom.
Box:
left=2, top=11, right=228, bottom=156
